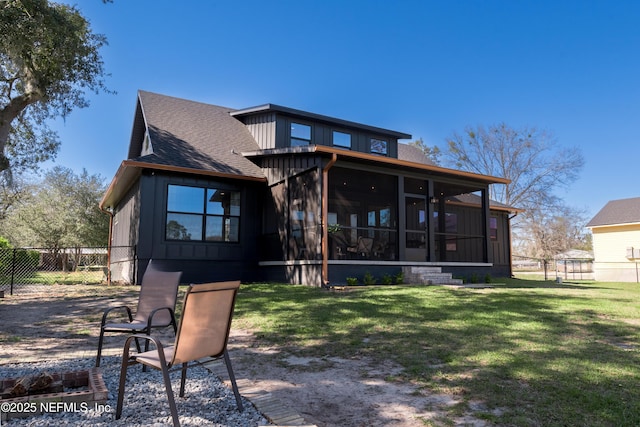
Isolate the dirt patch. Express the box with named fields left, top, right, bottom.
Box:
left=227, top=329, right=474, bottom=426
left=0, top=285, right=488, bottom=426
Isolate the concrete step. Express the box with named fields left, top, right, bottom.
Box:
left=402, top=266, right=462, bottom=285
left=405, top=266, right=443, bottom=274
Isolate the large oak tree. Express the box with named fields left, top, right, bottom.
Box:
left=0, top=0, right=109, bottom=172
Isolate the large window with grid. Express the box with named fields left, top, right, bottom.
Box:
left=166, top=184, right=241, bottom=242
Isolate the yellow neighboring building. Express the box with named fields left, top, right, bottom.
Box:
left=586, top=197, right=640, bottom=282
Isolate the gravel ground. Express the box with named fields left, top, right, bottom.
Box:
left=0, top=356, right=270, bottom=426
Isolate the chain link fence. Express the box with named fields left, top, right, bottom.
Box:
left=0, top=246, right=135, bottom=295
left=513, top=255, right=594, bottom=281
left=583, top=261, right=640, bottom=283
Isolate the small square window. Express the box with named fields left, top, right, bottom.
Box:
left=490, top=217, right=498, bottom=240
left=291, top=122, right=311, bottom=147
left=370, top=138, right=388, bottom=155
left=332, top=131, right=351, bottom=149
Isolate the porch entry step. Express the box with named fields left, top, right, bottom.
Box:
left=405, top=266, right=443, bottom=274
left=402, top=266, right=464, bottom=286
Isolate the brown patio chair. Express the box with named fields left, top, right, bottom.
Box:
left=347, top=236, right=374, bottom=258
left=95, top=260, right=182, bottom=367
left=115, top=281, right=244, bottom=427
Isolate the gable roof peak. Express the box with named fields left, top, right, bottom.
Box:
left=128, top=90, right=263, bottom=179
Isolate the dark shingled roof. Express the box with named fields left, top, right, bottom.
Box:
left=397, top=143, right=436, bottom=166
left=586, top=197, right=640, bottom=227
left=134, top=91, right=264, bottom=179
left=447, top=192, right=520, bottom=212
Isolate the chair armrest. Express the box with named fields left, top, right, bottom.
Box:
left=123, top=333, right=164, bottom=349
left=122, top=334, right=170, bottom=367
left=100, top=305, right=133, bottom=327
left=146, top=306, right=177, bottom=329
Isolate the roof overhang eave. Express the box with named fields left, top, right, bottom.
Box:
left=243, top=145, right=510, bottom=185
left=99, top=161, right=141, bottom=210
left=100, top=160, right=267, bottom=210
left=231, top=104, right=412, bottom=140
left=587, top=221, right=640, bottom=230
left=447, top=200, right=525, bottom=214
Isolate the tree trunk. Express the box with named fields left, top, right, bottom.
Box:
left=0, top=92, right=43, bottom=171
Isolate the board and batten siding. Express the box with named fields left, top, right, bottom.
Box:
left=239, top=111, right=400, bottom=157
left=258, top=155, right=324, bottom=185
left=490, top=213, right=511, bottom=267
left=133, top=172, right=264, bottom=284
left=242, top=113, right=277, bottom=149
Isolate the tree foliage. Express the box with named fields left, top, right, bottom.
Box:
left=435, top=123, right=588, bottom=258
left=514, top=198, right=591, bottom=260
left=0, top=171, right=30, bottom=221
left=1, top=166, right=109, bottom=248
left=409, top=137, right=441, bottom=164
left=443, top=123, right=584, bottom=211
left=0, top=0, right=110, bottom=172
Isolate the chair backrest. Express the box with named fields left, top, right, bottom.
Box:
left=357, top=237, right=374, bottom=253
left=133, top=261, right=182, bottom=326
left=171, top=281, right=241, bottom=366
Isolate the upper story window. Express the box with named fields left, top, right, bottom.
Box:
left=291, top=122, right=311, bottom=147
left=370, top=138, right=388, bottom=155
left=166, top=184, right=241, bottom=242
left=332, top=131, right=351, bottom=149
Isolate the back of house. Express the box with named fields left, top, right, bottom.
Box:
left=101, top=91, right=519, bottom=286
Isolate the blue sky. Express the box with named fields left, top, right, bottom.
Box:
left=47, top=0, right=640, bottom=219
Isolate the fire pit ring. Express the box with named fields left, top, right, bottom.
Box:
left=0, top=368, right=108, bottom=422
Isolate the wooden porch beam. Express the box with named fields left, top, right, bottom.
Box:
left=321, top=153, right=338, bottom=285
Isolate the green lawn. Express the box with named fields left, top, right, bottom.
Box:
left=233, top=278, right=640, bottom=426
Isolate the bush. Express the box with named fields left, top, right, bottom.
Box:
left=381, top=274, right=393, bottom=285
left=16, top=249, right=39, bottom=272
left=395, top=271, right=404, bottom=285
left=0, top=237, right=10, bottom=249
left=346, top=277, right=358, bottom=286
left=0, top=247, right=38, bottom=277
left=363, top=272, right=376, bottom=285
left=0, top=239, right=11, bottom=277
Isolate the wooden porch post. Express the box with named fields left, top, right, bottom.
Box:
left=321, top=154, right=338, bottom=286
left=482, top=187, right=491, bottom=263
